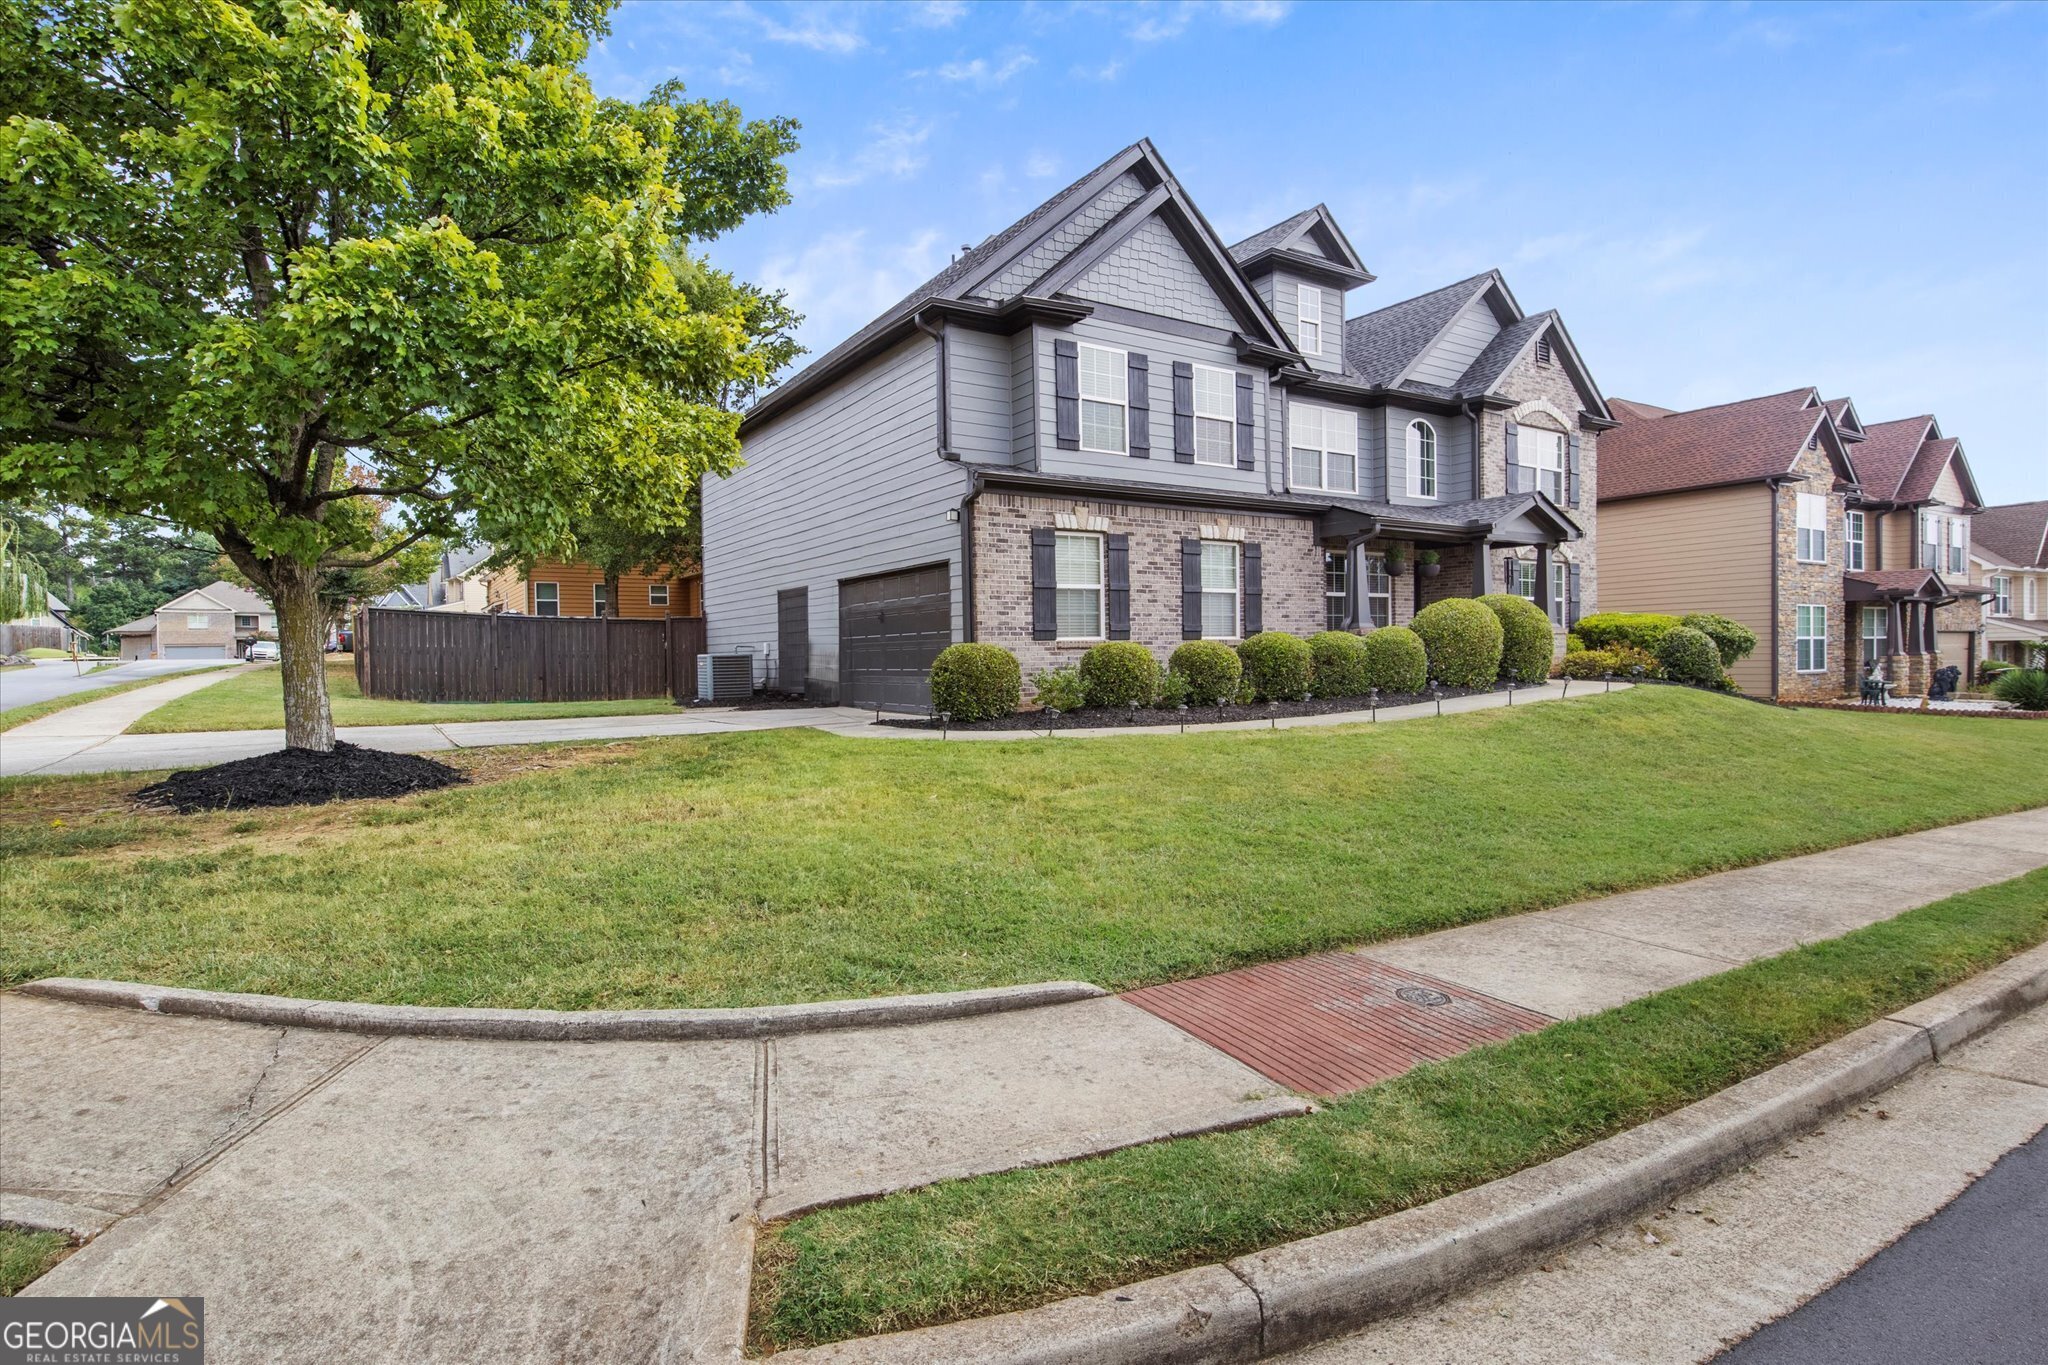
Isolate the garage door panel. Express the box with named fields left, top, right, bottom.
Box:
left=163, top=645, right=227, bottom=660
left=839, top=565, right=950, bottom=711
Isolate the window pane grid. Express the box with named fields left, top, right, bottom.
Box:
left=1078, top=344, right=1127, bottom=454
left=1054, top=533, right=1104, bottom=640
left=1363, top=554, right=1391, bottom=628
left=1199, top=541, right=1238, bottom=639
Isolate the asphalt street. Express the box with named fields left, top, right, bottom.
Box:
left=0, top=657, right=231, bottom=713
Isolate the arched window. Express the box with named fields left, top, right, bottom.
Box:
left=1408, top=420, right=1437, bottom=498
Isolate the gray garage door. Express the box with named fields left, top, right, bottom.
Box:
left=839, top=565, right=951, bottom=711
left=163, top=645, right=227, bottom=660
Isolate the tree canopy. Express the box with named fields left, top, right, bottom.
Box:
left=0, top=0, right=798, bottom=745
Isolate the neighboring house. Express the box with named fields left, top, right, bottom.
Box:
left=1598, top=390, right=1986, bottom=700
left=703, top=139, right=1610, bottom=708
left=1970, top=500, right=2048, bottom=667
left=482, top=558, right=703, bottom=620
left=2, top=590, right=81, bottom=650
left=109, top=581, right=275, bottom=660
left=372, top=545, right=495, bottom=612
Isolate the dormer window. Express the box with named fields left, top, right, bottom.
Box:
left=1297, top=285, right=1323, bottom=355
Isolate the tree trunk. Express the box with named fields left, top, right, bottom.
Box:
left=273, top=559, right=336, bottom=751
left=604, top=572, right=621, bottom=618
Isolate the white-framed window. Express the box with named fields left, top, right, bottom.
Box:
left=1192, top=364, right=1237, bottom=466
left=592, top=583, right=608, bottom=617
left=1991, top=576, right=2011, bottom=616
left=1795, top=492, right=1828, bottom=563
left=1323, top=550, right=1348, bottom=631
left=1362, top=553, right=1392, bottom=628
left=1408, top=420, right=1437, bottom=499
left=1948, top=517, right=1967, bottom=574
left=1845, top=510, right=1865, bottom=571
left=1511, top=426, right=1565, bottom=501
left=1861, top=605, right=1887, bottom=666
left=1078, top=343, right=1127, bottom=455
left=1296, top=284, right=1323, bottom=355
left=1549, top=560, right=1568, bottom=627
left=1510, top=559, right=1538, bottom=600
left=1795, top=604, right=1827, bottom=673
left=1054, top=531, right=1104, bottom=641
left=1290, top=403, right=1357, bottom=493
left=235, top=614, right=258, bottom=631
left=648, top=581, right=669, bottom=607
left=1919, top=510, right=1938, bottom=570
left=184, top=612, right=209, bottom=629
left=534, top=582, right=559, bottom=617
left=1199, top=540, right=1239, bottom=639
left=2027, top=577, right=2039, bottom=618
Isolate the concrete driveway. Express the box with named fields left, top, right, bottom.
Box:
left=0, top=657, right=237, bottom=714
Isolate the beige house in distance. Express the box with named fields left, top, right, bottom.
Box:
left=1970, top=500, right=2048, bottom=667
left=111, top=580, right=275, bottom=660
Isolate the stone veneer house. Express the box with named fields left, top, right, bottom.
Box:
left=110, top=580, right=276, bottom=660
left=1969, top=500, right=2048, bottom=667
left=1598, top=389, right=1987, bottom=700
left=703, top=140, right=1611, bottom=708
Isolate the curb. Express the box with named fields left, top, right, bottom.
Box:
left=14, top=977, right=1108, bottom=1042
left=768, top=940, right=2048, bottom=1364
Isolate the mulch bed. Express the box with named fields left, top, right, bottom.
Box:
left=882, top=683, right=1529, bottom=731
left=134, top=741, right=468, bottom=813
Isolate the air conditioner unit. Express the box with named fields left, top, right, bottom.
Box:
left=697, top=653, right=754, bottom=703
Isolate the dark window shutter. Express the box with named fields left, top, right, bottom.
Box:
left=1127, top=354, right=1150, bottom=458
left=1031, top=528, right=1057, bottom=639
left=1243, top=542, right=1263, bottom=634
left=1568, top=563, right=1583, bottom=626
left=1106, top=534, right=1131, bottom=639
left=1502, top=554, right=1517, bottom=592
left=1234, top=373, right=1255, bottom=470
left=1567, top=433, right=1581, bottom=507
left=1504, top=421, right=1519, bottom=483
left=1181, top=538, right=1202, bottom=638
left=1054, top=340, right=1080, bottom=450
left=1172, top=362, right=1195, bottom=463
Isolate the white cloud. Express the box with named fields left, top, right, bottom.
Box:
left=760, top=228, right=948, bottom=353
left=727, top=1, right=867, bottom=54
left=808, top=117, right=935, bottom=189
left=921, top=52, right=1038, bottom=86
left=1070, top=58, right=1124, bottom=81
left=1025, top=151, right=1060, bottom=179
left=1128, top=0, right=1291, bottom=43
left=1217, top=0, right=1293, bottom=23
left=907, top=0, right=968, bottom=26
left=713, top=50, right=769, bottom=89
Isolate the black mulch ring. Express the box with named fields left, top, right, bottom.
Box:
left=134, top=741, right=468, bottom=814
left=881, top=682, right=1554, bottom=731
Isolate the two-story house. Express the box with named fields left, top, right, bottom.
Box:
left=1598, top=390, right=1987, bottom=700
left=703, top=140, right=1611, bottom=708
left=1971, top=500, right=2048, bottom=668
left=110, top=580, right=276, bottom=660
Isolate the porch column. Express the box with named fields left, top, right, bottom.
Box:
left=1886, top=599, right=1903, bottom=656
left=1904, top=602, right=1923, bottom=656
left=1922, top=600, right=1938, bottom=653
left=1534, top=544, right=1552, bottom=613
left=1473, top=539, right=1492, bottom=595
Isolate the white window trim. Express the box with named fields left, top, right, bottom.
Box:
left=1199, top=540, right=1241, bottom=640
left=1991, top=576, right=2010, bottom=616
left=2027, top=577, right=2038, bottom=618
left=1408, top=419, right=1438, bottom=500
left=1844, top=509, right=1865, bottom=572
left=1289, top=402, right=1358, bottom=493
left=1076, top=342, right=1128, bottom=456
left=1795, top=603, right=1828, bottom=674
left=1550, top=560, right=1569, bottom=628
left=1861, top=605, right=1888, bottom=665
left=1191, top=363, right=1239, bottom=467
left=184, top=612, right=210, bottom=630
left=1053, top=531, right=1106, bottom=642
left=533, top=582, right=560, bottom=617
left=648, top=582, right=669, bottom=607
left=1323, top=550, right=1348, bottom=632
left=1362, top=553, right=1392, bottom=629
left=592, top=583, right=608, bottom=617
left=1297, top=284, right=1323, bottom=356
left=1795, top=492, right=1828, bottom=564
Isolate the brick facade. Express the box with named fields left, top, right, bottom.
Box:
left=973, top=491, right=1323, bottom=688
left=1773, top=440, right=1848, bottom=702
left=1477, top=337, right=1598, bottom=650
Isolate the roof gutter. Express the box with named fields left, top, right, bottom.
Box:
left=958, top=473, right=983, bottom=642
left=912, top=308, right=954, bottom=460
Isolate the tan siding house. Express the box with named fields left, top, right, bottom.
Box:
left=484, top=559, right=703, bottom=620
left=1599, top=484, right=1773, bottom=694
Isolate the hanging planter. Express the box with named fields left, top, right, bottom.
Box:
left=1384, top=550, right=1407, bottom=578
left=1417, top=549, right=1441, bottom=579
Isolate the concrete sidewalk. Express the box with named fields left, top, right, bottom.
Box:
left=4, top=807, right=2039, bottom=1362
left=1, top=678, right=1621, bottom=778
left=0, top=665, right=248, bottom=776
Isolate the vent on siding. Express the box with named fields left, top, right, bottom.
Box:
left=697, top=653, right=754, bottom=702
left=1535, top=338, right=1552, bottom=365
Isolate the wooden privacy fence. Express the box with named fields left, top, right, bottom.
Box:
left=0, top=623, right=68, bottom=655
left=354, top=608, right=708, bottom=703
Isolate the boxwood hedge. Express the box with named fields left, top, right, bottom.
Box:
left=1169, top=640, right=1242, bottom=706
left=1078, top=641, right=1160, bottom=707
left=1655, top=625, right=1723, bottom=687
left=1410, top=598, right=1504, bottom=688
left=1574, top=611, right=1681, bottom=653
left=1237, top=631, right=1314, bottom=701
left=1361, top=626, right=1428, bottom=693
left=929, top=644, right=1021, bottom=721
left=1307, top=631, right=1372, bottom=698
left=1477, top=593, right=1555, bottom=685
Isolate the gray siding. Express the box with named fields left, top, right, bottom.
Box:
left=1033, top=316, right=1272, bottom=494
left=1382, top=405, right=1474, bottom=506
left=1009, top=327, right=1037, bottom=466
left=1406, top=299, right=1501, bottom=387
left=705, top=336, right=965, bottom=694
left=1278, top=398, right=1367, bottom=496
left=947, top=328, right=1014, bottom=463
left=1271, top=274, right=1344, bottom=374
left=976, top=172, right=1146, bottom=300
left=1067, top=217, right=1237, bottom=331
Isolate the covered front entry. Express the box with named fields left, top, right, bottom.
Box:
left=838, top=564, right=951, bottom=711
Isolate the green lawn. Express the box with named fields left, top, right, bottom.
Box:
left=0, top=667, right=224, bottom=734
left=126, top=659, right=687, bottom=732
left=0, top=1226, right=70, bottom=1296
left=3, top=688, right=2045, bottom=1010
left=753, top=867, right=2048, bottom=1350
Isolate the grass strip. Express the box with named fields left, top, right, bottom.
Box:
left=0, top=1226, right=72, bottom=1296
left=754, top=866, right=2048, bottom=1350
left=0, top=669, right=232, bottom=734
left=126, top=659, right=685, bottom=732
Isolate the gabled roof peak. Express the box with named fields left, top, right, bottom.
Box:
left=1227, top=204, right=1372, bottom=285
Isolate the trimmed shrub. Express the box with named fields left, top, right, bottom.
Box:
left=1575, top=611, right=1682, bottom=654
left=1606, top=642, right=1663, bottom=679
left=1477, top=593, right=1555, bottom=685
left=1030, top=665, right=1087, bottom=712
left=1361, top=626, right=1428, bottom=693
left=1308, top=630, right=1372, bottom=698
left=929, top=644, right=1021, bottom=721
left=1978, top=658, right=2012, bottom=678
left=1410, top=598, right=1504, bottom=688
left=1078, top=640, right=1159, bottom=707
left=1156, top=670, right=1191, bottom=709
left=1680, top=613, right=1759, bottom=667
left=1558, top=648, right=1617, bottom=680
left=1169, top=639, right=1242, bottom=707
left=1565, top=632, right=1585, bottom=654
left=1237, top=631, right=1314, bottom=701
left=1655, top=625, right=1722, bottom=686
left=1991, top=667, right=2048, bottom=712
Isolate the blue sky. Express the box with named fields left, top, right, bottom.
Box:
left=587, top=1, right=2048, bottom=503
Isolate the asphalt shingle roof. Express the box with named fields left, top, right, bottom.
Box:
left=1340, top=272, right=1495, bottom=388
left=1609, top=398, right=1677, bottom=423
left=1974, top=501, right=2048, bottom=568
left=1852, top=417, right=1938, bottom=504
left=1597, top=388, right=1824, bottom=500
left=1450, top=311, right=1553, bottom=397
left=1227, top=209, right=1318, bottom=261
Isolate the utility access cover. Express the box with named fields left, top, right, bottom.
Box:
left=1123, top=953, right=1553, bottom=1097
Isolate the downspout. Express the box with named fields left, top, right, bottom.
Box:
left=958, top=474, right=982, bottom=643
left=1465, top=399, right=1485, bottom=498
left=913, top=310, right=953, bottom=459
